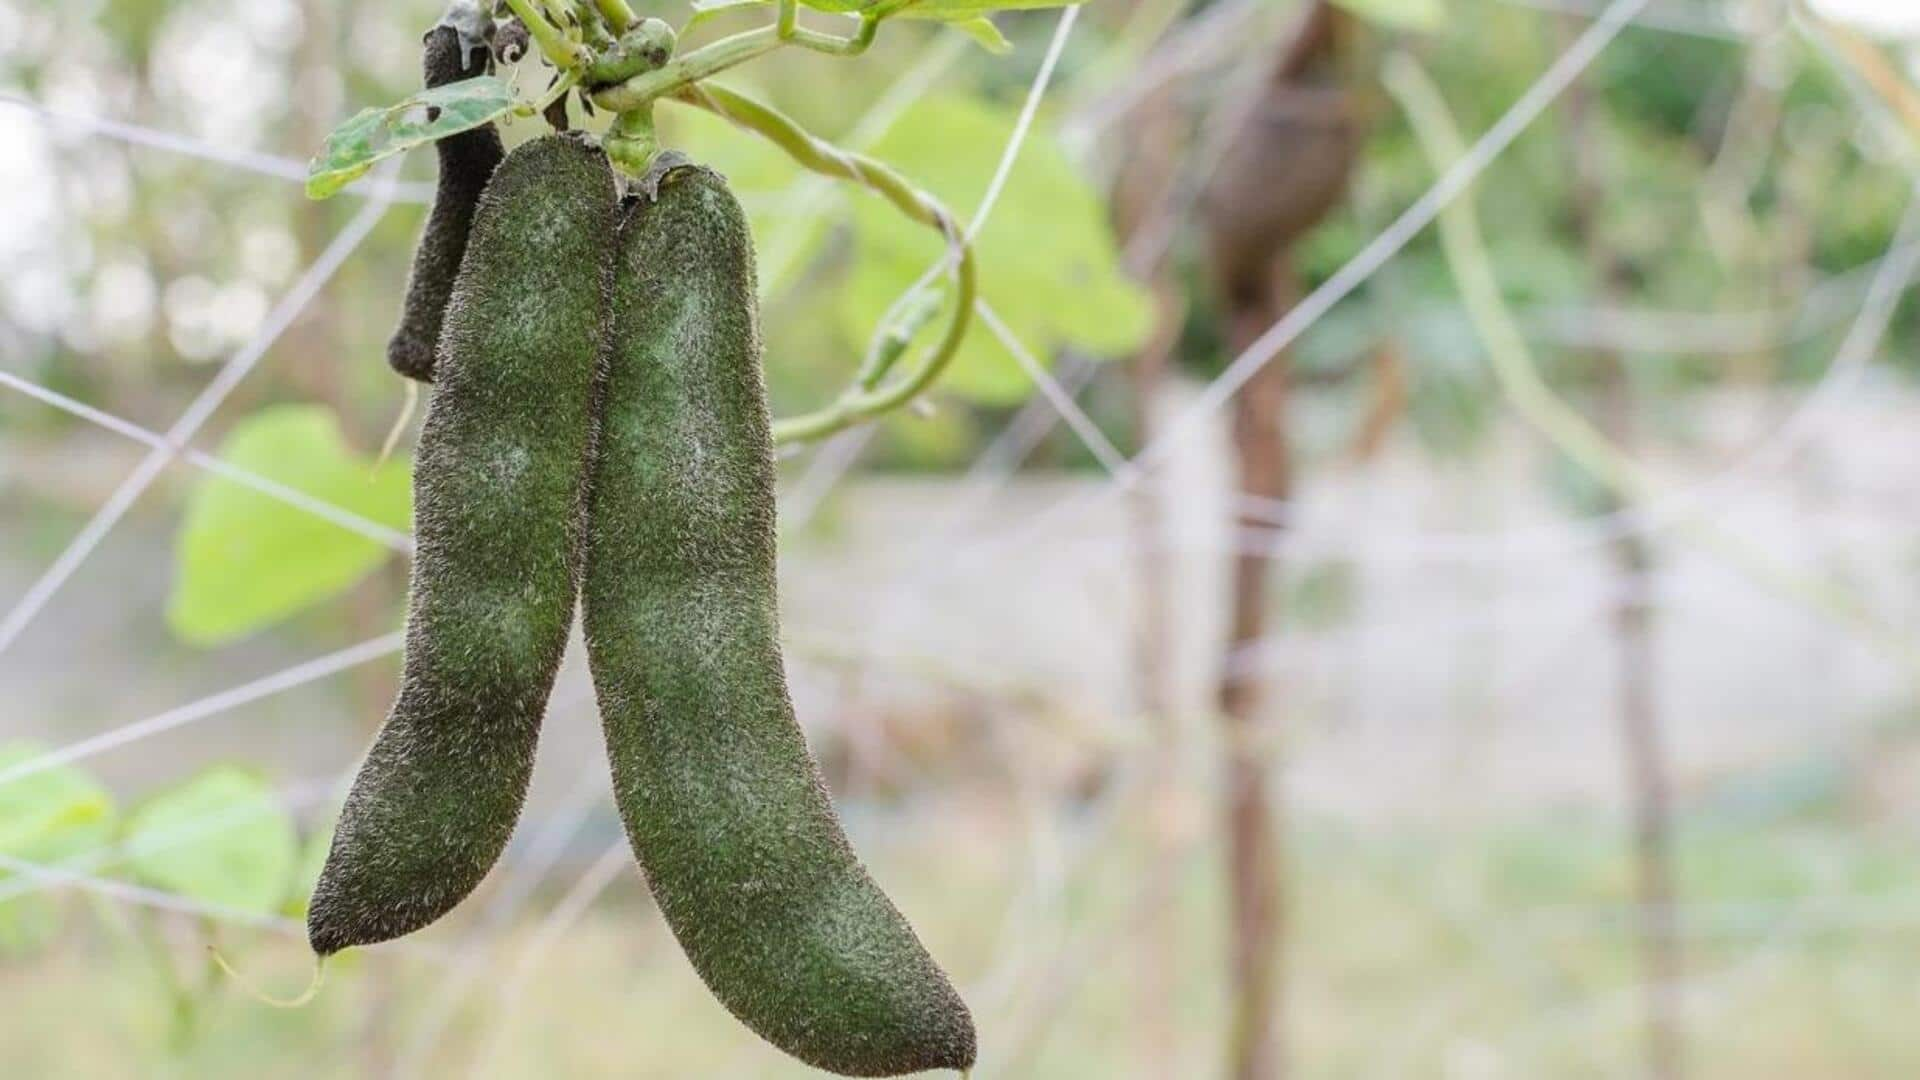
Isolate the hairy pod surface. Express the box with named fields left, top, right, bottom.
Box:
left=385, top=18, right=507, bottom=383
left=310, top=136, right=616, bottom=955
left=582, top=166, right=977, bottom=1077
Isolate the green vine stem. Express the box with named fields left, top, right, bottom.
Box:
left=591, top=0, right=876, bottom=113
left=605, top=103, right=660, bottom=176
left=670, top=82, right=977, bottom=445
left=595, top=0, right=638, bottom=34
left=516, top=67, right=581, bottom=118
left=1382, top=52, right=1917, bottom=664
left=501, top=0, right=588, bottom=70
left=595, top=27, right=782, bottom=110
left=572, top=0, right=616, bottom=49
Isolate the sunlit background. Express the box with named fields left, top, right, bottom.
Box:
left=6, top=0, right=1920, bottom=1076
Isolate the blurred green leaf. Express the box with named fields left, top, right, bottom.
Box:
left=1331, top=0, right=1444, bottom=31
left=0, top=744, right=115, bottom=957
left=842, top=94, right=1151, bottom=404
left=877, top=400, right=980, bottom=470
left=124, top=769, right=298, bottom=916
left=0, top=743, right=117, bottom=863
left=307, top=76, right=516, bottom=199
left=168, top=405, right=411, bottom=647
left=946, top=17, right=1012, bottom=53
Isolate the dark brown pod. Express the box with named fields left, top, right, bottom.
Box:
left=385, top=7, right=506, bottom=383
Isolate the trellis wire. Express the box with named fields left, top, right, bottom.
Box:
left=0, top=93, right=434, bottom=203
left=0, top=632, right=406, bottom=790
left=393, top=737, right=610, bottom=1079
left=0, top=849, right=309, bottom=935
left=976, top=298, right=1129, bottom=475
left=870, top=0, right=1657, bottom=618
left=0, top=369, right=413, bottom=553
left=0, top=171, right=399, bottom=659
left=0, top=773, right=343, bottom=908
left=459, top=839, right=633, bottom=1078
left=770, top=5, right=1087, bottom=522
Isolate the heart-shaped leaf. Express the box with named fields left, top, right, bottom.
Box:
left=169, top=405, right=411, bottom=647
left=124, top=769, right=299, bottom=916
left=0, top=744, right=116, bottom=955
left=0, top=743, right=116, bottom=864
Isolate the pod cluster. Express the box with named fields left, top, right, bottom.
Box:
left=313, top=29, right=976, bottom=1079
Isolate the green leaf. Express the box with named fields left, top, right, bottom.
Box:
left=1330, top=0, right=1444, bottom=32
left=124, top=769, right=299, bottom=916
left=168, top=405, right=412, bottom=647
left=307, top=76, right=516, bottom=200
left=0, top=744, right=115, bottom=957
left=841, top=94, right=1151, bottom=404
left=946, top=16, right=1011, bottom=53
left=0, top=743, right=117, bottom=864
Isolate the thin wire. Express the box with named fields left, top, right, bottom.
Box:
left=882, top=5, right=1085, bottom=322
left=394, top=748, right=610, bottom=1079
left=757, top=32, right=971, bottom=297
left=923, top=0, right=1662, bottom=580
left=973, top=8, right=1081, bottom=245
left=1221, top=180, right=1918, bottom=572
left=0, top=93, right=434, bottom=203
left=774, top=8, right=1086, bottom=519
left=0, top=167, right=399, bottom=658
left=975, top=299, right=1128, bottom=475
left=462, top=840, right=632, bottom=1079
left=873, top=216, right=1920, bottom=584
left=1695, top=186, right=1920, bottom=482
left=0, top=774, right=344, bottom=907
left=1492, top=0, right=1756, bottom=40
left=0, top=850, right=307, bottom=934
left=0, top=631, right=405, bottom=790
left=780, top=427, right=878, bottom=529
left=1061, top=0, right=1261, bottom=149
left=0, top=369, right=414, bottom=554
left=1141, top=0, right=1657, bottom=478
left=958, top=355, right=1104, bottom=488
